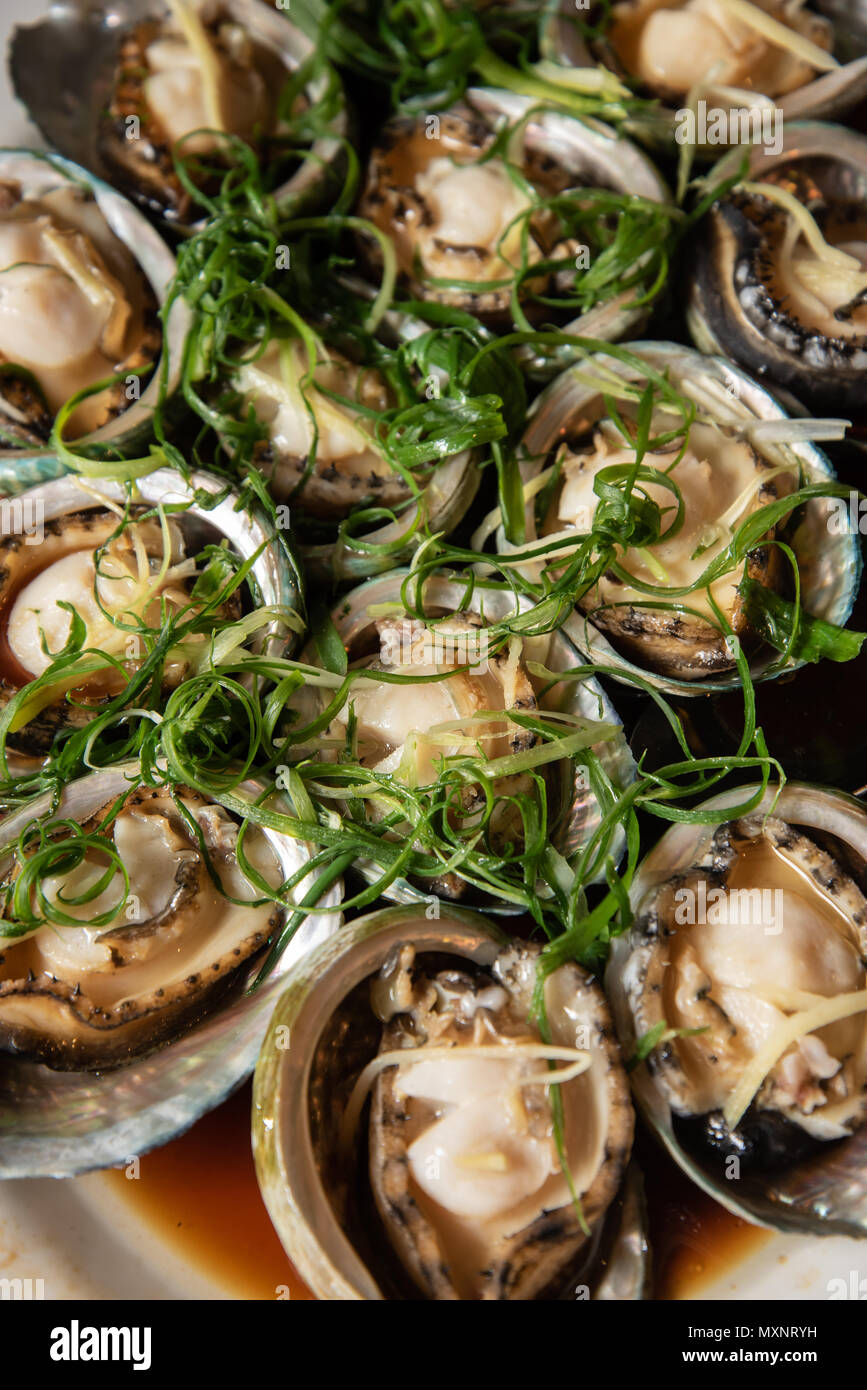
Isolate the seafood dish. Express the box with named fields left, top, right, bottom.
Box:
left=2, top=0, right=867, bottom=1304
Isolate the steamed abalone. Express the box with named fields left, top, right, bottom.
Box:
left=605, top=0, right=834, bottom=103
left=543, top=0, right=867, bottom=137
left=615, top=813, right=867, bottom=1162
left=0, top=758, right=342, bottom=1179
left=605, top=784, right=867, bottom=1236
left=541, top=409, right=792, bottom=679
left=237, top=341, right=407, bottom=520
left=364, top=941, right=633, bottom=1299
left=0, top=506, right=226, bottom=756
left=0, top=785, right=282, bottom=1070
left=238, top=332, right=481, bottom=577
left=515, top=344, right=859, bottom=696
left=687, top=123, right=867, bottom=411
left=253, top=908, right=642, bottom=1300
left=356, top=95, right=666, bottom=333
left=302, top=608, right=541, bottom=898
left=331, top=612, right=537, bottom=788
left=304, top=569, right=635, bottom=906
left=358, top=105, right=554, bottom=324
left=100, top=0, right=296, bottom=222
left=0, top=468, right=302, bottom=765
left=0, top=180, right=159, bottom=445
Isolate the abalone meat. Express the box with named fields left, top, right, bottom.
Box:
left=357, top=88, right=668, bottom=344
left=513, top=342, right=860, bottom=695
left=292, top=568, right=634, bottom=906
left=0, top=783, right=281, bottom=1070
left=607, top=782, right=867, bottom=1235
left=0, top=761, right=343, bottom=1177
left=11, top=0, right=347, bottom=229
left=0, top=160, right=160, bottom=446
left=253, top=906, right=644, bottom=1299
left=0, top=151, right=188, bottom=492
left=544, top=0, right=867, bottom=137
left=238, top=341, right=406, bottom=521
left=0, top=469, right=301, bottom=760
left=687, top=121, right=867, bottom=412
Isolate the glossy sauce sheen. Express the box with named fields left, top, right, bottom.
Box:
left=637, top=1132, right=770, bottom=1299
left=106, top=1083, right=313, bottom=1302
left=106, top=1080, right=768, bottom=1300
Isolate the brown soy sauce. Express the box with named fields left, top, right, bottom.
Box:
left=107, top=1079, right=768, bottom=1300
